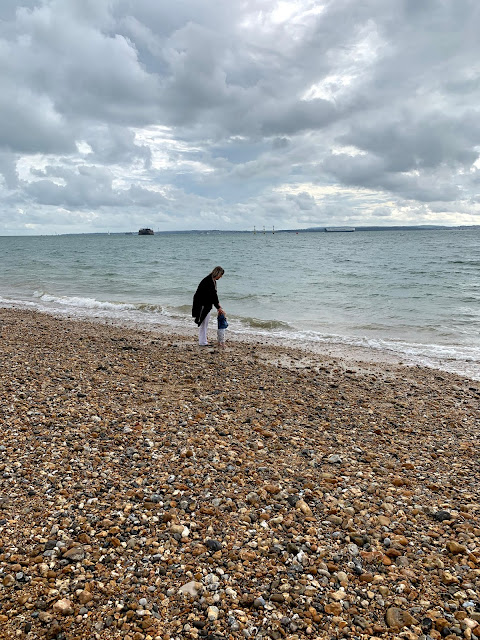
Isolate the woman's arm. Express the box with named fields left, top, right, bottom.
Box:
left=210, top=277, right=221, bottom=309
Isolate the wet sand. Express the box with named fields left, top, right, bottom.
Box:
left=0, top=308, right=479, bottom=640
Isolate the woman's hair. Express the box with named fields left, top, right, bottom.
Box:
left=210, top=266, right=225, bottom=279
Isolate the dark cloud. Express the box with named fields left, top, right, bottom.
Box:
left=340, top=114, right=480, bottom=172
left=260, top=98, right=337, bottom=136
left=25, top=164, right=167, bottom=209
left=85, top=126, right=152, bottom=168
left=0, top=84, right=76, bottom=154
left=323, top=153, right=461, bottom=202
left=285, top=191, right=317, bottom=211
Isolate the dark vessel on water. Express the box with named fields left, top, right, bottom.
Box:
left=138, top=228, right=154, bottom=235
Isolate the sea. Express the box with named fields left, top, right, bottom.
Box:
left=1, top=228, right=479, bottom=380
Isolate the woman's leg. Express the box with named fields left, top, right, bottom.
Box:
left=198, top=311, right=211, bottom=345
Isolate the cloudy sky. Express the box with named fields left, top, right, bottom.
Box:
left=1, top=0, right=479, bottom=234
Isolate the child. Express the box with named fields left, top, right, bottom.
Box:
left=217, top=309, right=228, bottom=348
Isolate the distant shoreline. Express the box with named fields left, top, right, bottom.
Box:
left=1, top=224, right=478, bottom=237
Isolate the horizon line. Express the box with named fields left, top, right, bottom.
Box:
left=1, top=223, right=479, bottom=237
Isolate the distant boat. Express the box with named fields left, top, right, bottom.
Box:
left=138, top=228, right=154, bottom=235
left=325, top=227, right=355, bottom=232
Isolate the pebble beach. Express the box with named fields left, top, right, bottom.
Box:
left=0, top=308, right=479, bottom=640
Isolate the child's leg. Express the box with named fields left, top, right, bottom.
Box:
left=217, top=328, right=225, bottom=346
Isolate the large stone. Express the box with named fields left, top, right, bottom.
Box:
left=207, top=605, right=219, bottom=621
left=385, top=607, right=418, bottom=629
left=53, top=599, right=74, bottom=616
left=178, top=581, right=203, bottom=597
left=446, top=540, right=467, bottom=555
left=78, top=590, right=93, bottom=605
left=63, top=546, right=85, bottom=562
left=325, top=603, right=342, bottom=616
left=296, top=499, right=312, bottom=516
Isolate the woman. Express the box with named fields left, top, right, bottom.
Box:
left=192, top=266, right=225, bottom=346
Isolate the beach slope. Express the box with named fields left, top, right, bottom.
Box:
left=0, top=309, right=479, bottom=639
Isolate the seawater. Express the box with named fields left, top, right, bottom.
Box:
left=1, top=229, right=479, bottom=379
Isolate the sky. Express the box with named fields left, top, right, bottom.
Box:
left=1, top=0, right=480, bottom=234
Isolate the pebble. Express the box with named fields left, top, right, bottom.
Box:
left=178, top=580, right=202, bottom=597
left=0, top=308, right=479, bottom=640
left=52, top=599, right=75, bottom=616
left=78, top=590, right=93, bottom=605
left=326, top=454, right=342, bottom=463
left=385, top=606, right=418, bottom=629
left=447, top=540, right=468, bottom=554
left=62, top=545, right=85, bottom=561
left=207, top=605, right=220, bottom=621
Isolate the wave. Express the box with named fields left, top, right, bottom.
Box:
left=31, top=292, right=196, bottom=319
left=176, top=304, right=194, bottom=314
left=448, top=259, right=480, bottom=266
left=228, top=324, right=480, bottom=378
left=34, top=292, right=138, bottom=312
left=239, top=317, right=291, bottom=329
left=1, top=292, right=479, bottom=380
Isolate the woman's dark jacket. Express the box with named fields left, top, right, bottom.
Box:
left=192, top=275, right=220, bottom=326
